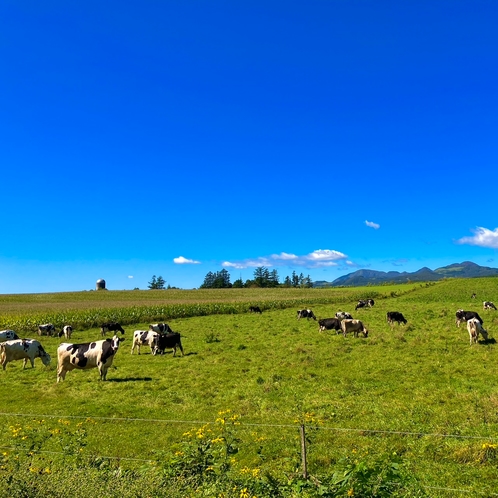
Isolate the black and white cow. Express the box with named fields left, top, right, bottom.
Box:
left=467, top=317, right=489, bottom=345
left=318, top=318, right=342, bottom=333
left=149, top=323, right=173, bottom=334
left=152, top=332, right=184, bottom=356
left=386, top=312, right=407, bottom=325
left=341, top=319, right=369, bottom=337
left=100, top=322, right=125, bottom=336
left=58, top=325, right=73, bottom=339
left=0, top=330, right=19, bottom=342
left=483, top=301, right=497, bottom=311
left=335, top=311, right=353, bottom=320
left=131, top=330, right=159, bottom=354
left=0, top=339, right=51, bottom=370
left=38, top=323, right=56, bottom=336
left=455, top=309, right=483, bottom=327
left=297, top=309, right=317, bottom=320
left=355, top=299, right=374, bottom=310
left=249, top=306, right=262, bottom=314
left=57, top=335, right=124, bottom=382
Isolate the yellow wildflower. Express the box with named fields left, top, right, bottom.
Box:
left=347, top=488, right=354, bottom=496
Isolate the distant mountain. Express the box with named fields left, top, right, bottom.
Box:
left=314, top=261, right=498, bottom=287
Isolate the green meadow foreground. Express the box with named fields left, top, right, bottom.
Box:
left=1, top=280, right=498, bottom=496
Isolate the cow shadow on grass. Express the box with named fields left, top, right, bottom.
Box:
left=107, top=377, right=153, bottom=383
left=152, top=351, right=198, bottom=357
left=480, top=337, right=497, bottom=344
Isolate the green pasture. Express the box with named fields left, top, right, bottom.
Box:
left=1, top=278, right=498, bottom=496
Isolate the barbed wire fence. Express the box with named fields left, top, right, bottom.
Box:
left=1, top=411, right=498, bottom=496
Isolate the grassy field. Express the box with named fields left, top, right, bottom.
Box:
left=1, top=278, right=498, bottom=496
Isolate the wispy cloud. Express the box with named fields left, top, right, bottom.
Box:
left=222, top=249, right=348, bottom=270
left=383, top=258, right=409, bottom=267
left=128, top=275, right=134, bottom=279
left=174, top=256, right=201, bottom=264
left=456, top=227, right=498, bottom=249
left=365, top=220, right=380, bottom=229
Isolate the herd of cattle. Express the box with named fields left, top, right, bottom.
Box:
left=0, top=298, right=496, bottom=379
left=0, top=322, right=184, bottom=381
left=298, top=298, right=497, bottom=345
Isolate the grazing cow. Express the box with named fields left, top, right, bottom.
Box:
left=0, top=339, right=51, bottom=370
left=100, top=322, right=125, bottom=336
left=341, top=319, right=369, bottom=338
left=152, top=332, right=184, bottom=356
left=38, top=323, right=56, bottom=336
left=455, top=309, right=483, bottom=327
left=0, top=330, right=19, bottom=342
left=483, top=301, right=497, bottom=311
left=386, top=312, right=407, bottom=325
left=467, top=317, right=489, bottom=345
left=471, top=293, right=476, bottom=299
left=335, top=311, right=353, bottom=320
left=318, top=318, right=342, bottom=333
left=356, top=299, right=375, bottom=310
left=149, top=323, right=173, bottom=334
left=131, top=330, right=158, bottom=355
left=58, top=325, right=73, bottom=339
left=57, top=335, right=124, bottom=382
left=297, top=309, right=317, bottom=320
left=249, top=306, right=262, bottom=314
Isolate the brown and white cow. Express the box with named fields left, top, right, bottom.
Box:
left=0, top=339, right=51, bottom=370
left=0, top=330, right=19, bottom=342
left=57, top=335, right=124, bottom=382
left=341, top=319, right=369, bottom=337
left=131, top=330, right=158, bottom=354
left=467, top=317, right=489, bottom=345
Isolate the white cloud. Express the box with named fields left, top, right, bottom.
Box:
left=305, top=249, right=347, bottom=262
left=457, top=227, right=498, bottom=248
left=174, top=256, right=201, bottom=264
left=222, top=261, right=247, bottom=269
left=220, top=249, right=348, bottom=270
left=128, top=275, right=134, bottom=279
left=271, top=252, right=298, bottom=260
left=365, top=220, right=380, bottom=229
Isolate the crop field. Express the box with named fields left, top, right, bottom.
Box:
left=1, top=279, right=498, bottom=496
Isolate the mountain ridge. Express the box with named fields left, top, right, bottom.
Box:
left=314, top=261, right=498, bottom=287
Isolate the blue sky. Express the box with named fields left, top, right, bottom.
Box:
left=2, top=1, right=498, bottom=293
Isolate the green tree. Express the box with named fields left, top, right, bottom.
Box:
left=200, top=269, right=232, bottom=288
left=232, top=278, right=244, bottom=288
left=148, top=275, right=166, bottom=289
left=148, top=275, right=157, bottom=289
left=269, top=269, right=280, bottom=287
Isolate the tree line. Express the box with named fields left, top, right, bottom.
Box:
left=200, top=267, right=313, bottom=289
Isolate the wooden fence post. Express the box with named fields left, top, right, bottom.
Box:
left=300, top=424, right=308, bottom=479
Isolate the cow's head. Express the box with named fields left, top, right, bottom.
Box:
left=110, top=335, right=125, bottom=351
left=39, top=347, right=51, bottom=366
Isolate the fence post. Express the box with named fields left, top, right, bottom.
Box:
left=300, top=424, right=308, bottom=479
